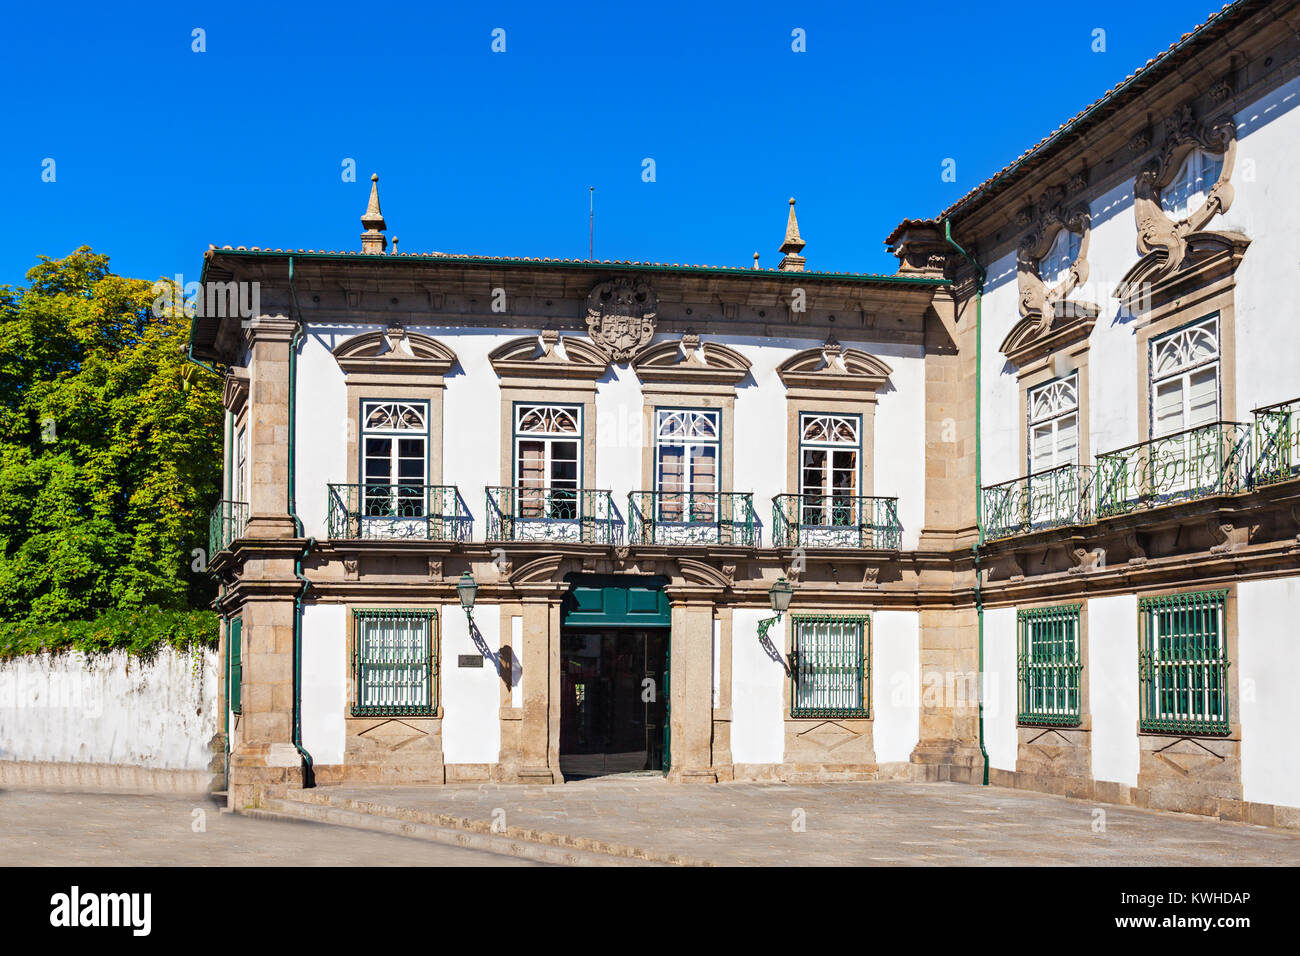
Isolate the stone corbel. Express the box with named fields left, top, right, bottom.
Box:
left=1125, top=532, right=1148, bottom=565
left=862, top=566, right=880, bottom=588
left=428, top=559, right=443, bottom=580
left=1068, top=546, right=1106, bottom=574
left=1206, top=519, right=1249, bottom=555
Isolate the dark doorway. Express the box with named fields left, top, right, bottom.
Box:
left=560, top=628, right=669, bottom=779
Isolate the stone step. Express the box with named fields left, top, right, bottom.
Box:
left=271, top=787, right=715, bottom=866
left=251, top=798, right=652, bottom=867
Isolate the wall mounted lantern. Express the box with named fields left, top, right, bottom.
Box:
left=758, top=576, right=794, bottom=647
left=458, top=571, right=478, bottom=627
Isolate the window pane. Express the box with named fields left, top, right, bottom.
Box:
left=1188, top=368, right=1218, bottom=427
left=1154, top=380, right=1185, bottom=437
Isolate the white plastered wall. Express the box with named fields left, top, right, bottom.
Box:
left=1237, top=576, right=1300, bottom=809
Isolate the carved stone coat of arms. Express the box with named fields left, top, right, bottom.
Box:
left=585, top=278, right=657, bottom=362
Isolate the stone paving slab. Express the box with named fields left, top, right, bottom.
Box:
left=0, top=790, right=542, bottom=866
left=295, top=777, right=1300, bottom=866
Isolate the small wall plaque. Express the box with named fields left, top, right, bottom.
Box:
left=458, top=654, right=484, bottom=668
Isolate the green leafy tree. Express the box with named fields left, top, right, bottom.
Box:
left=0, top=247, right=222, bottom=623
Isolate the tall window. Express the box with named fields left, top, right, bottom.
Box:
left=654, top=408, right=719, bottom=521
left=799, top=413, right=860, bottom=527
left=515, top=403, right=581, bottom=518
left=233, top=425, right=248, bottom=502
left=1017, top=605, right=1082, bottom=725
left=1151, top=316, right=1219, bottom=437
left=1139, top=590, right=1229, bottom=735
left=1027, top=375, right=1079, bottom=473
left=352, top=608, right=437, bottom=716
left=361, top=401, right=428, bottom=517
left=1161, top=149, right=1224, bottom=220
left=1039, top=228, right=1081, bottom=287
left=790, top=615, right=870, bottom=718
left=228, top=617, right=243, bottom=715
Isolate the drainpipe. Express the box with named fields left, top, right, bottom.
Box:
left=942, top=219, right=989, bottom=786
left=287, top=256, right=316, bottom=787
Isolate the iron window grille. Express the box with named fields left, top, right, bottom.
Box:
left=1139, top=590, right=1230, bottom=736
left=351, top=608, right=438, bottom=717
left=1017, top=604, right=1083, bottom=726
left=789, top=614, right=870, bottom=719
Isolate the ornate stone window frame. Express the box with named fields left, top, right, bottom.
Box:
left=776, top=341, right=891, bottom=497
left=1015, top=183, right=1094, bottom=325
left=1137, top=308, right=1235, bottom=443
left=332, top=324, right=458, bottom=486
left=631, top=335, right=750, bottom=491
left=1131, top=105, right=1238, bottom=281
left=488, top=332, right=607, bottom=487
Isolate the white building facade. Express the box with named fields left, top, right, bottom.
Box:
left=196, top=0, right=1300, bottom=825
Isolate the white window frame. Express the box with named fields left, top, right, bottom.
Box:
left=1027, top=374, right=1079, bottom=474
left=513, top=403, right=582, bottom=491
left=1150, top=316, right=1220, bottom=439
left=234, top=425, right=248, bottom=502
left=798, top=413, right=861, bottom=526
left=360, top=400, right=429, bottom=517
left=653, top=408, right=720, bottom=521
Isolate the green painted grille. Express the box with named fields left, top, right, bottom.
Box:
left=1139, top=590, right=1229, bottom=735
left=351, top=608, right=438, bottom=717
left=1017, top=604, right=1082, bottom=726
left=789, top=614, right=870, bottom=718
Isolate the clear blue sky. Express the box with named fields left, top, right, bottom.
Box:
left=0, top=0, right=1226, bottom=287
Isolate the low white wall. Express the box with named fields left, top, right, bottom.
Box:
left=441, top=603, right=502, bottom=765
left=0, top=646, right=218, bottom=771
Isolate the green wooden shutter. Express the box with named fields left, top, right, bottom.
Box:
left=229, top=617, right=243, bottom=715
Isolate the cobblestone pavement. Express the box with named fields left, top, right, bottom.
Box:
left=310, top=776, right=1300, bottom=866
left=0, top=790, right=542, bottom=866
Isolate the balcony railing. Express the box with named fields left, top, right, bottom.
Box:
left=627, top=491, right=761, bottom=547
left=485, top=486, right=623, bottom=544
left=1095, top=420, right=1252, bottom=518
left=1251, top=398, right=1300, bottom=488
left=327, top=484, right=472, bottom=541
left=771, top=494, right=900, bottom=549
left=209, top=499, right=248, bottom=556
left=982, top=464, right=1094, bottom=541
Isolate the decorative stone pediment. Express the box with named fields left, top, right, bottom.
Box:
left=1016, top=183, right=1094, bottom=322
left=999, top=299, right=1099, bottom=368
left=776, top=340, right=892, bottom=394
left=586, top=278, right=658, bottom=362
left=488, top=331, right=609, bottom=380
left=674, top=557, right=734, bottom=589
left=222, top=367, right=250, bottom=414
left=1132, top=104, right=1237, bottom=282
left=1114, top=230, right=1250, bottom=313
left=508, top=553, right=566, bottom=585
left=332, top=324, right=458, bottom=378
left=631, top=334, right=752, bottom=386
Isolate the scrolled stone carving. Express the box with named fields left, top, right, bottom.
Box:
left=1016, top=184, right=1093, bottom=321
left=585, top=278, right=657, bottom=362
left=1133, top=104, right=1237, bottom=279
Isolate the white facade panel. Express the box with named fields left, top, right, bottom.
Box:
left=730, top=608, right=785, bottom=765
left=871, top=610, right=919, bottom=765
left=1238, top=576, right=1300, bottom=809
left=981, top=605, right=1018, bottom=772
left=301, top=603, right=346, bottom=766
left=440, top=603, right=501, bottom=765
left=1089, top=594, right=1140, bottom=788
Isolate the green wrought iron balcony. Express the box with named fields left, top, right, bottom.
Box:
left=1251, top=397, right=1300, bottom=488
left=1095, top=420, right=1252, bottom=519
left=771, top=494, right=900, bottom=549
left=982, top=464, right=1094, bottom=541
left=327, top=484, right=472, bottom=541
left=209, top=499, right=249, bottom=556
left=485, top=486, right=623, bottom=545
left=627, top=491, right=761, bottom=546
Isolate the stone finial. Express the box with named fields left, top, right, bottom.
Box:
left=360, top=173, right=388, bottom=255
left=753, top=252, right=760, bottom=269
left=778, top=197, right=806, bottom=272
